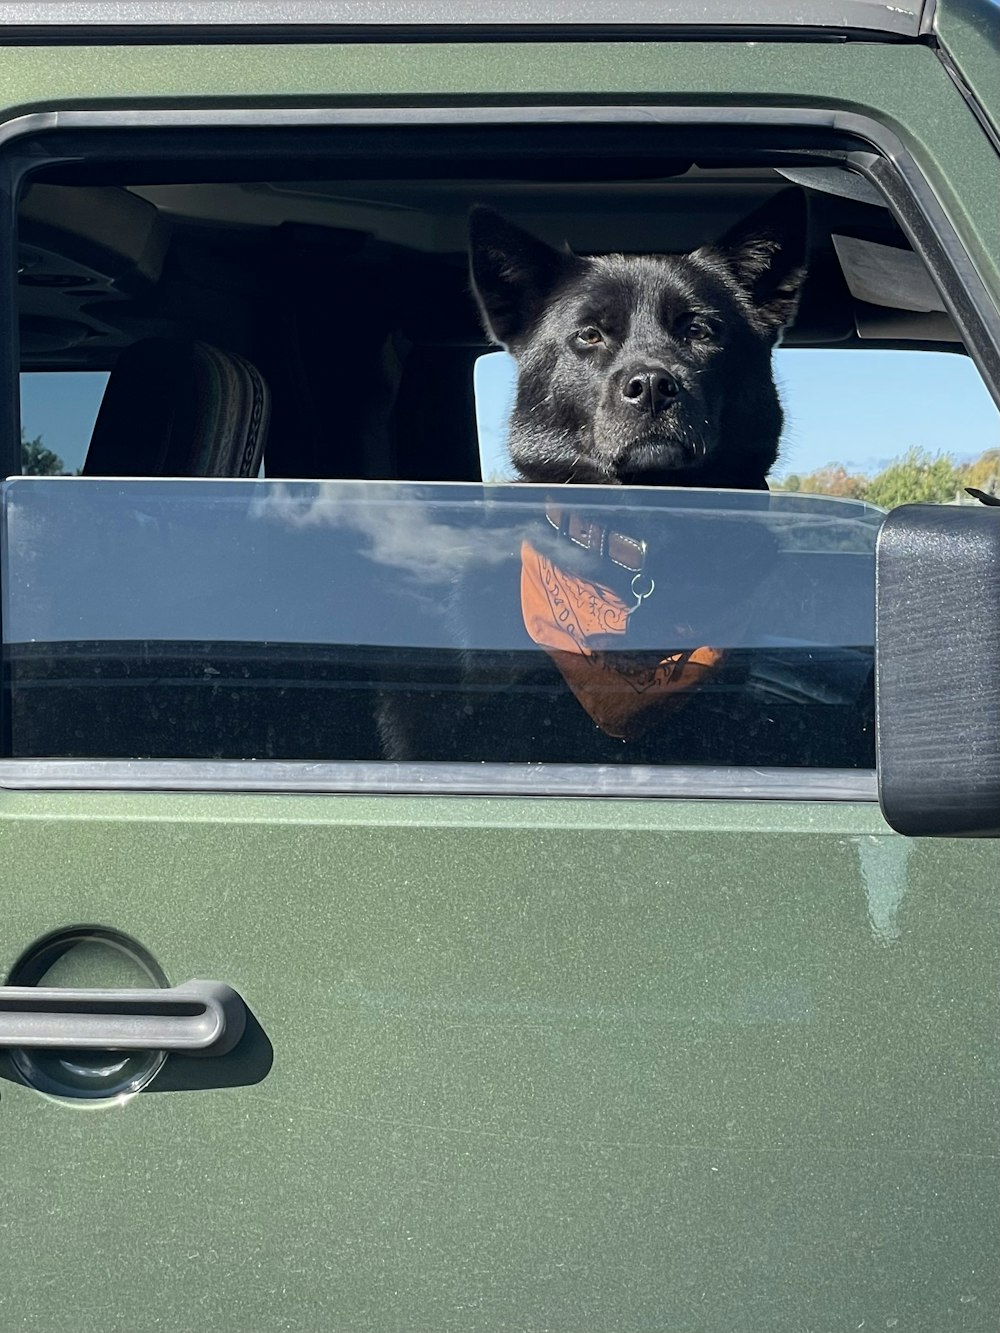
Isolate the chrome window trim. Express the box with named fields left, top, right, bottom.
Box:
left=0, top=2, right=924, bottom=39
left=0, top=760, right=878, bottom=801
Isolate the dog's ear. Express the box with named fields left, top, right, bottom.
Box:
left=701, top=188, right=808, bottom=338
left=469, top=206, right=572, bottom=346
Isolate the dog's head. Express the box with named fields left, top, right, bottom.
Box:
left=470, top=191, right=807, bottom=488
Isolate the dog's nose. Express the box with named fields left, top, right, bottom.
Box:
left=621, top=368, right=680, bottom=417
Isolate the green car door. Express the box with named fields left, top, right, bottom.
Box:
left=1, top=7, right=998, bottom=1330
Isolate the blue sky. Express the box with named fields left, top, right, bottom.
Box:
left=21, top=372, right=108, bottom=472
left=475, top=347, right=999, bottom=482
left=21, top=346, right=1000, bottom=480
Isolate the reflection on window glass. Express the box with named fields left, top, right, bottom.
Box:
left=3, top=478, right=877, bottom=769
left=19, top=372, right=109, bottom=475
left=474, top=348, right=1000, bottom=505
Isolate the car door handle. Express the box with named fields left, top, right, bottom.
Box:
left=0, top=980, right=246, bottom=1056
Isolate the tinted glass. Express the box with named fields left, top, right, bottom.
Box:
left=2, top=478, right=879, bottom=767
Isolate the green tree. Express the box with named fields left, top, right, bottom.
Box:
left=864, top=447, right=961, bottom=509
left=21, top=427, right=65, bottom=476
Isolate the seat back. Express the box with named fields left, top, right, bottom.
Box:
left=83, top=338, right=270, bottom=477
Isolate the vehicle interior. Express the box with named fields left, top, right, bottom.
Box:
left=5, top=122, right=977, bottom=767
left=16, top=124, right=964, bottom=483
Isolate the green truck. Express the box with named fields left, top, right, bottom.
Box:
left=0, top=3, right=998, bottom=1329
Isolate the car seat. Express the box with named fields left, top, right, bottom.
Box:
left=83, top=337, right=270, bottom=477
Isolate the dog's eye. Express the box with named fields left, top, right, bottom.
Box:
left=576, top=326, right=605, bottom=346
left=679, top=318, right=712, bottom=343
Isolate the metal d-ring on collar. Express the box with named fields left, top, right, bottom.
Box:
left=544, top=501, right=656, bottom=615
left=628, top=571, right=656, bottom=614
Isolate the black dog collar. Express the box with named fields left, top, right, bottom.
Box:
left=544, top=501, right=647, bottom=575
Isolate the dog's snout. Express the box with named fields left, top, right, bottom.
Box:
left=621, top=367, right=680, bottom=418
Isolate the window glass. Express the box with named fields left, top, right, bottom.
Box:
left=474, top=349, right=1000, bottom=504
left=2, top=478, right=878, bottom=768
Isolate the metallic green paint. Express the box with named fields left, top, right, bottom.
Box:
left=1, top=27, right=999, bottom=1330
left=1, top=792, right=998, bottom=1329
left=935, top=0, right=1000, bottom=144
left=0, top=40, right=997, bottom=296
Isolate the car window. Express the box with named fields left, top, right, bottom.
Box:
left=474, top=348, right=1000, bottom=503
left=9, top=130, right=999, bottom=777
left=2, top=478, right=879, bottom=768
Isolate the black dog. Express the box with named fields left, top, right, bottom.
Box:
left=469, top=189, right=807, bottom=490
left=375, top=193, right=858, bottom=767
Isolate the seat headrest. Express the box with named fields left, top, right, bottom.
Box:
left=83, top=338, right=270, bottom=477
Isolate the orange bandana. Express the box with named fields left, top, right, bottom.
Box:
left=520, top=539, right=724, bottom=740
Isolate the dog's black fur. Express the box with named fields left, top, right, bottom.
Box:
left=470, top=189, right=807, bottom=490
left=375, top=192, right=876, bottom=769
